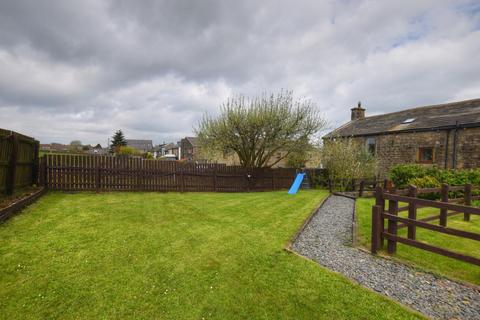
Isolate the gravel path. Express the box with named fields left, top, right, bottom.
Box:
left=292, top=195, right=480, bottom=320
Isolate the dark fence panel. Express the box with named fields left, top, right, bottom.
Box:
left=42, top=154, right=296, bottom=192
left=0, top=128, right=39, bottom=194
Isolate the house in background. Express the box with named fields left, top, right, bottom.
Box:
left=40, top=143, right=68, bottom=152
left=88, top=144, right=108, bottom=155
left=180, top=137, right=200, bottom=161
left=218, top=150, right=288, bottom=168
left=153, top=143, right=167, bottom=159
left=164, top=142, right=180, bottom=160
left=324, top=98, right=480, bottom=177
left=125, top=139, right=153, bottom=153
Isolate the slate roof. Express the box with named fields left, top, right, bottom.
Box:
left=125, top=139, right=153, bottom=151
left=164, top=143, right=179, bottom=150
left=184, top=137, right=199, bottom=147
left=324, top=98, right=480, bottom=138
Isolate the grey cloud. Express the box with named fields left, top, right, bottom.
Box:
left=0, top=0, right=479, bottom=144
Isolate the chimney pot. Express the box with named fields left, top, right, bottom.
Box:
left=351, top=101, right=365, bottom=121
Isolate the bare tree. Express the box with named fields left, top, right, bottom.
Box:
left=196, top=91, right=326, bottom=168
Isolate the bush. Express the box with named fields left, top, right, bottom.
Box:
left=389, top=164, right=427, bottom=188
left=117, top=146, right=141, bottom=156
left=409, top=176, right=441, bottom=199
left=409, top=176, right=440, bottom=188
left=321, top=138, right=377, bottom=191
left=144, top=152, right=154, bottom=159
left=390, top=165, right=480, bottom=189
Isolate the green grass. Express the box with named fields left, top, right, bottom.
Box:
left=0, top=191, right=423, bottom=320
left=356, top=198, right=480, bottom=285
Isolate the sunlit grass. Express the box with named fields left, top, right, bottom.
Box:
left=1, top=191, right=422, bottom=319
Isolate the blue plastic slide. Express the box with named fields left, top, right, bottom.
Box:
left=288, top=173, right=305, bottom=194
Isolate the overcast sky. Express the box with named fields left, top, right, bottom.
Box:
left=1, top=0, right=480, bottom=145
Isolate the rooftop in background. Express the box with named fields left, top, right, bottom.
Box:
left=164, top=142, right=179, bottom=150
left=184, top=136, right=199, bottom=146
left=324, top=98, right=480, bottom=138
left=125, top=139, right=153, bottom=152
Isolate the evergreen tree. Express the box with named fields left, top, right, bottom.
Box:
left=110, top=130, right=127, bottom=152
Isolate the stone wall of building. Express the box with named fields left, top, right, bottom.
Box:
left=455, top=127, right=480, bottom=169
left=352, top=126, right=480, bottom=178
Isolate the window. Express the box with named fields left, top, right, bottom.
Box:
left=418, top=147, right=434, bottom=163
left=402, top=118, right=416, bottom=124
left=366, top=137, right=376, bottom=155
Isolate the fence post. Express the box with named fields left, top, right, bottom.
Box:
left=95, top=156, right=100, bottom=193
left=371, top=205, right=382, bottom=254
left=31, top=140, right=39, bottom=185
left=374, top=185, right=385, bottom=248
left=328, top=179, right=332, bottom=193
left=407, top=185, right=418, bottom=240
left=387, top=193, right=398, bottom=254
left=359, top=180, right=365, bottom=197
left=38, top=156, right=45, bottom=186
left=213, top=166, right=217, bottom=192
left=271, top=170, right=275, bottom=190
left=439, top=183, right=449, bottom=227
left=6, top=134, right=19, bottom=195
left=464, top=183, right=472, bottom=221
left=180, top=169, right=185, bottom=192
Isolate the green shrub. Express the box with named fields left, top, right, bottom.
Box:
left=144, top=152, right=154, bottom=159
left=389, top=164, right=427, bottom=188
left=321, top=138, right=377, bottom=191
left=389, top=165, right=480, bottom=189
left=409, top=176, right=441, bottom=200
left=409, top=176, right=440, bottom=188
left=117, top=146, right=141, bottom=156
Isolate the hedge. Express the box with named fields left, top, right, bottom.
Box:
left=389, top=165, right=480, bottom=188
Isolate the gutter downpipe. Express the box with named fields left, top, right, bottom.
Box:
left=444, top=129, right=449, bottom=169
left=452, top=121, right=459, bottom=169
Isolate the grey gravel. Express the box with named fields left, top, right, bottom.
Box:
left=292, top=195, right=480, bottom=320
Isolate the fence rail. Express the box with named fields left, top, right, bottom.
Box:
left=371, top=184, right=480, bottom=266
left=40, top=154, right=296, bottom=192
left=0, top=128, right=39, bottom=194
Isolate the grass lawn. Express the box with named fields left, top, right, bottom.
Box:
left=356, top=198, right=480, bottom=286
left=0, top=191, right=423, bottom=320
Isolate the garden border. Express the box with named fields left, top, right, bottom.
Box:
left=0, top=187, right=46, bottom=222
left=284, top=194, right=330, bottom=251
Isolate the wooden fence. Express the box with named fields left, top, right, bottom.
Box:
left=320, top=178, right=379, bottom=196
left=0, top=128, right=39, bottom=195
left=40, top=154, right=296, bottom=192
left=371, top=184, right=480, bottom=266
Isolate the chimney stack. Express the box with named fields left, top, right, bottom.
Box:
left=351, top=101, right=365, bottom=121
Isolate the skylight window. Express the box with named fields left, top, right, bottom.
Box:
left=402, top=118, right=416, bottom=124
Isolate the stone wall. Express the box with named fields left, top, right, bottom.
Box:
left=455, top=127, right=480, bottom=169
left=353, top=126, right=480, bottom=178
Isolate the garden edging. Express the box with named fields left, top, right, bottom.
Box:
left=0, top=187, right=46, bottom=223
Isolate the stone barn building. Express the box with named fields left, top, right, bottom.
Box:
left=324, top=98, right=480, bottom=177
